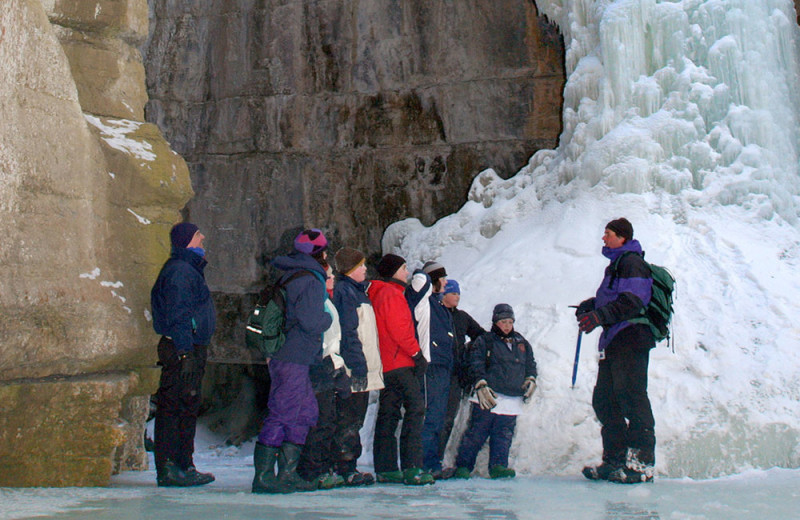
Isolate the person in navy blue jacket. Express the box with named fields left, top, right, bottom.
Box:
left=407, top=261, right=456, bottom=479
left=575, top=218, right=656, bottom=484
left=453, top=304, right=536, bottom=480
left=253, top=229, right=332, bottom=494
left=330, top=247, right=384, bottom=486
left=150, top=222, right=216, bottom=487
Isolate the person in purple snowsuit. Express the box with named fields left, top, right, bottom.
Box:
left=252, top=229, right=332, bottom=494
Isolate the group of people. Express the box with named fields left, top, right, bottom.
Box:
left=149, top=217, right=657, bottom=491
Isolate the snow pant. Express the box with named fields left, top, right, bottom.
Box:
left=439, top=373, right=465, bottom=460
left=333, top=391, right=370, bottom=475
left=592, top=331, right=655, bottom=466
left=455, top=403, right=516, bottom=471
left=297, top=387, right=336, bottom=480
left=421, top=364, right=452, bottom=471
left=373, top=367, right=425, bottom=472
left=258, top=359, right=318, bottom=448
left=154, top=337, right=206, bottom=473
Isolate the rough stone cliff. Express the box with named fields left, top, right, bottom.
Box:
left=143, top=0, right=565, bottom=363
left=0, top=0, right=190, bottom=486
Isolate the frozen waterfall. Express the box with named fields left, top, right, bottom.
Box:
left=383, top=0, right=800, bottom=478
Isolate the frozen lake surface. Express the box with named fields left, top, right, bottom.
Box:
left=3, top=452, right=799, bottom=520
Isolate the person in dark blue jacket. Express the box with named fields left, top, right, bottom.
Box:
left=439, top=279, right=485, bottom=462
left=576, top=218, right=656, bottom=484
left=409, top=261, right=457, bottom=478
left=330, top=247, right=384, bottom=486
left=253, top=229, right=332, bottom=494
left=150, top=222, right=216, bottom=487
left=454, top=304, right=537, bottom=480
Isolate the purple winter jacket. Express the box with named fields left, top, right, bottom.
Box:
left=591, top=240, right=653, bottom=352
left=270, top=252, right=332, bottom=365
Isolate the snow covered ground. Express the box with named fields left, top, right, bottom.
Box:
left=2, top=424, right=799, bottom=520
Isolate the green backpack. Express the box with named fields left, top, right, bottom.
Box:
left=245, top=270, right=311, bottom=359
left=613, top=253, right=676, bottom=345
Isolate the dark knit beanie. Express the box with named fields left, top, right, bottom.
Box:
left=422, top=261, right=447, bottom=283
left=335, top=247, right=366, bottom=275
left=605, top=218, right=633, bottom=241
left=492, top=303, right=515, bottom=323
left=376, top=254, right=406, bottom=278
left=294, top=228, right=328, bottom=255
left=170, top=222, right=199, bottom=249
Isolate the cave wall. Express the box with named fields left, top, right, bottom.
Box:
left=0, top=0, right=190, bottom=486
left=143, top=0, right=565, bottom=362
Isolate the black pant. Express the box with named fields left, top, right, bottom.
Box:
left=154, top=337, right=206, bottom=473
left=439, top=374, right=464, bottom=460
left=592, top=328, right=655, bottom=464
left=297, top=388, right=337, bottom=479
left=373, top=367, right=425, bottom=472
left=334, top=391, right=369, bottom=475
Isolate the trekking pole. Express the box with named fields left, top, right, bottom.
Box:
left=571, top=331, right=582, bottom=388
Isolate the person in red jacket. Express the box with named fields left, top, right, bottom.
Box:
left=367, top=254, right=434, bottom=486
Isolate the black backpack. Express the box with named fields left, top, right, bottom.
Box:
left=245, top=270, right=312, bottom=360
left=612, top=252, right=676, bottom=346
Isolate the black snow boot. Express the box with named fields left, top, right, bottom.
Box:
left=157, top=460, right=214, bottom=487
left=277, top=443, right=317, bottom=492
left=582, top=450, right=625, bottom=481
left=252, top=442, right=288, bottom=494
left=608, top=448, right=654, bottom=484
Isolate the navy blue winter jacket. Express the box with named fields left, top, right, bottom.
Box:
left=270, top=252, right=332, bottom=366
left=467, top=326, right=537, bottom=397
left=585, top=239, right=653, bottom=352
left=429, top=294, right=456, bottom=368
left=150, top=247, right=216, bottom=354
left=333, top=274, right=370, bottom=378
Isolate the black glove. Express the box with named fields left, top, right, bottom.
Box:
left=412, top=351, right=428, bottom=378
left=575, top=298, right=595, bottom=316
left=578, top=311, right=601, bottom=333
left=178, top=351, right=202, bottom=389
left=350, top=374, right=368, bottom=393
left=333, top=367, right=352, bottom=398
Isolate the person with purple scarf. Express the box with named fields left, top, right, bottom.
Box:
left=575, top=218, right=656, bottom=484
left=252, top=229, right=332, bottom=494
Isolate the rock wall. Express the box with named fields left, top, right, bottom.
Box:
left=0, top=0, right=190, bottom=486
left=143, top=0, right=565, bottom=362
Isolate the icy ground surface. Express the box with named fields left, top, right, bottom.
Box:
left=2, top=427, right=799, bottom=520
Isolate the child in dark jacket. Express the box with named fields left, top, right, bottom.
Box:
left=453, top=303, right=537, bottom=479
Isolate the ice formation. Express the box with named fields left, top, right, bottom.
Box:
left=383, top=0, right=800, bottom=478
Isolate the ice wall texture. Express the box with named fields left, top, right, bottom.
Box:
left=385, top=0, right=800, bottom=478
left=535, top=0, right=800, bottom=220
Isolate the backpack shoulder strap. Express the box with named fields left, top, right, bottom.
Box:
left=609, top=251, right=647, bottom=288
left=281, top=269, right=313, bottom=287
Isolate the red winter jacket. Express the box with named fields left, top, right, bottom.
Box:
left=367, top=278, right=421, bottom=373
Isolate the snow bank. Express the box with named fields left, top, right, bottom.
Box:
left=383, top=0, right=800, bottom=478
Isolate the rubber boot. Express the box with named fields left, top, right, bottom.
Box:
left=278, top=443, right=317, bottom=492
left=157, top=460, right=214, bottom=487
left=489, top=465, right=516, bottom=479
left=252, top=442, right=287, bottom=494
left=402, top=467, right=435, bottom=486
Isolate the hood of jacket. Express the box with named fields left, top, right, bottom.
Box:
left=271, top=251, right=326, bottom=278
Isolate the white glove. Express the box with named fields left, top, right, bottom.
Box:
left=475, top=379, right=497, bottom=410
left=522, top=377, right=537, bottom=401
